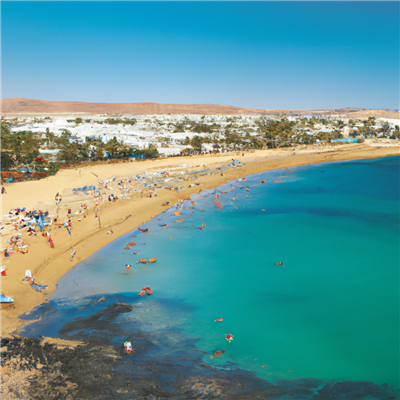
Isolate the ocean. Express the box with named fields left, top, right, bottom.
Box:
left=21, top=156, right=400, bottom=397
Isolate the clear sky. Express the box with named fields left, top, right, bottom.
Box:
left=1, top=1, right=399, bottom=110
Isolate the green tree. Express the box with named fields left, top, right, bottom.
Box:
left=225, top=130, right=243, bottom=150
left=378, top=121, right=392, bottom=137
left=1, top=120, right=13, bottom=169
left=390, top=125, right=400, bottom=139
left=190, top=135, right=204, bottom=150
left=141, top=144, right=159, bottom=159
left=104, top=136, right=120, bottom=157
left=256, top=117, right=296, bottom=148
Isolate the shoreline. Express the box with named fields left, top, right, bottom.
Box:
left=1, top=144, right=399, bottom=338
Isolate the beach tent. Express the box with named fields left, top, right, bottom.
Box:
left=25, top=269, right=32, bottom=279
left=1, top=266, right=6, bottom=275
left=0, top=293, right=14, bottom=303
left=331, top=138, right=358, bottom=143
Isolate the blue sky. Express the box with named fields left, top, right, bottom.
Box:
left=1, top=1, right=399, bottom=109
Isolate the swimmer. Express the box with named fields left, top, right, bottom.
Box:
left=124, top=341, right=132, bottom=354
left=140, top=286, right=153, bottom=295
left=277, top=262, right=283, bottom=266
left=215, top=201, right=223, bottom=209
left=210, top=350, right=225, bottom=359
left=214, top=318, right=223, bottom=322
left=198, top=223, right=206, bottom=230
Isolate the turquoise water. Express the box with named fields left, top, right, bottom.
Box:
left=23, top=157, right=399, bottom=390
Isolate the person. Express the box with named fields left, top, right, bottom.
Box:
left=1, top=187, right=6, bottom=194
left=210, top=350, right=225, bottom=359
left=277, top=262, right=283, bottom=266
left=124, top=341, right=132, bottom=354
left=138, top=286, right=153, bottom=296
left=70, top=248, right=76, bottom=261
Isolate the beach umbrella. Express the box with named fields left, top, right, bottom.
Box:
left=0, top=293, right=14, bottom=303
left=226, top=334, right=234, bottom=342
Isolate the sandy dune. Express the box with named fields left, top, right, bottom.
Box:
left=2, top=98, right=399, bottom=118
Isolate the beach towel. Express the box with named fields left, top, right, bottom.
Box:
left=32, top=283, right=47, bottom=292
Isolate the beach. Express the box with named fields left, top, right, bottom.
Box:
left=1, top=143, right=399, bottom=338
left=1, top=143, right=400, bottom=400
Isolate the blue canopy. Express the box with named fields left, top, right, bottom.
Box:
left=331, top=138, right=358, bottom=143
left=1, top=294, right=14, bottom=303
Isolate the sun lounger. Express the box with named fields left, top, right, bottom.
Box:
left=31, top=283, right=47, bottom=292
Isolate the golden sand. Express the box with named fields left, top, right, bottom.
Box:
left=1, top=144, right=399, bottom=336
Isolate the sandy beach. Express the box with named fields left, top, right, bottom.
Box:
left=1, top=142, right=399, bottom=338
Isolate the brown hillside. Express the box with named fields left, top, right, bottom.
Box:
left=1, top=98, right=398, bottom=118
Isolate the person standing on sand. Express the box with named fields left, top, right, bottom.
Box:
left=70, top=248, right=76, bottom=261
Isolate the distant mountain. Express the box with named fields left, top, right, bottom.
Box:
left=1, top=98, right=398, bottom=118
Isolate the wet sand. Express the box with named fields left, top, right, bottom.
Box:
left=1, top=144, right=399, bottom=339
